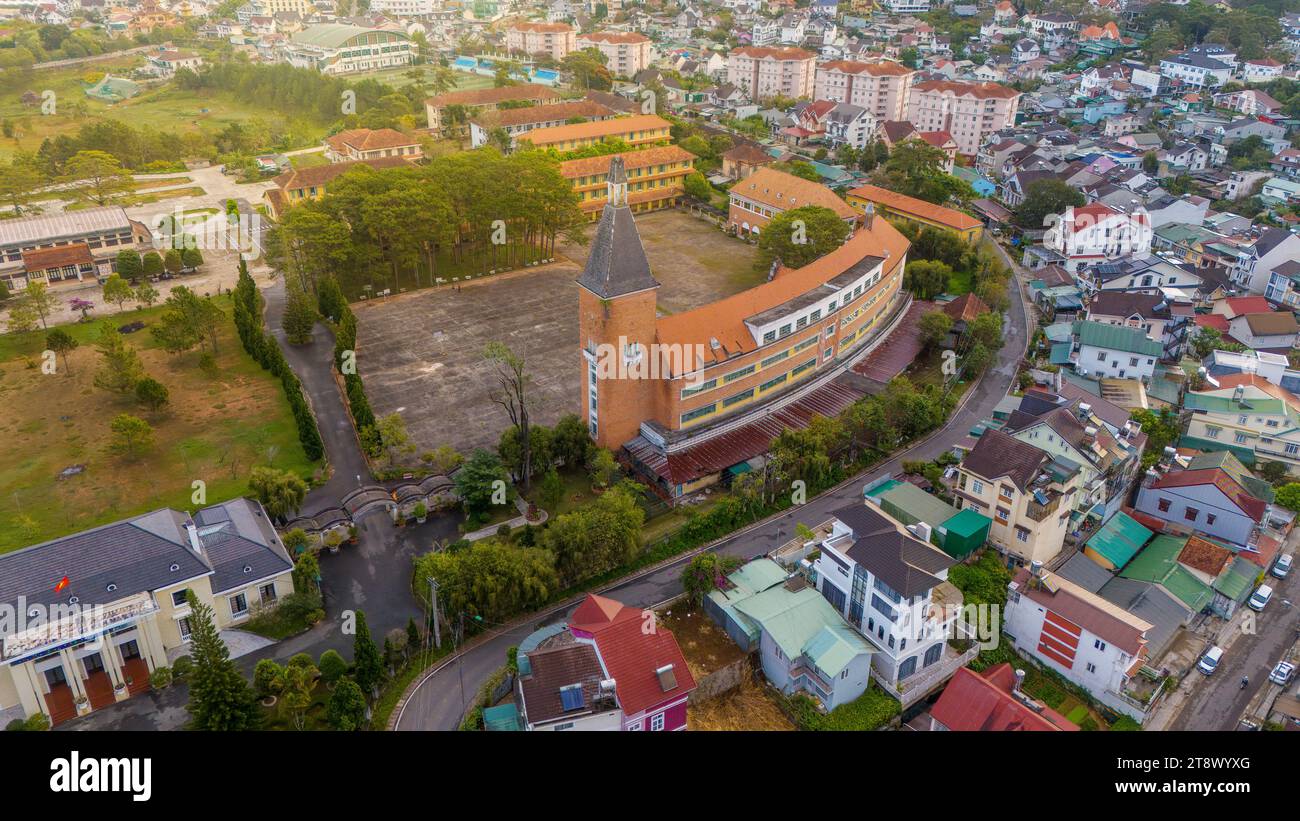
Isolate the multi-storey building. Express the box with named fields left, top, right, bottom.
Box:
left=506, top=21, right=577, bottom=61
left=516, top=113, right=672, bottom=152
left=263, top=156, right=413, bottom=217
left=576, top=31, right=652, bottom=78
left=846, top=184, right=983, bottom=242
left=1182, top=374, right=1300, bottom=475
left=561, top=146, right=696, bottom=218
left=814, top=60, right=915, bottom=129
left=1134, top=453, right=1274, bottom=550
left=0, top=207, right=151, bottom=290
left=469, top=99, right=618, bottom=149
left=284, top=24, right=413, bottom=75
left=0, top=498, right=296, bottom=727
left=954, top=429, right=1079, bottom=568
left=906, top=80, right=1020, bottom=156
left=1004, top=563, right=1154, bottom=721
left=579, top=157, right=912, bottom=498
left=1044, top=203, right=1152, bottom=272
left=424, top=83, right=562, bottom=138
left=728, top=166, right=858, bottom=236
left=726, top=46, right=816, bottom=101
left=811, top=501, right=980, bottom=708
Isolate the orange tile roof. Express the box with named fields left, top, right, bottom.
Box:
left=917, top=130, right=956, bottom=148
left=1177, top=535, right=1234, bottom=578
left=731, top=166, right=856, bottom=218
left=655, top=215, right=909, bottom=364
left=517, top=113, right=671, bottom=147
left=510, top=21, right=573, bottom=33
left=326, top=127, right=419, bottom=153
left=912, top=79, right=1021, bottom=100
left=426, top=83, right=561, bottom=109
left=578, top=31, right=650, bottom=44
left=847, top=184, right=982, bottom=232
left=731, top=45, right=815, bottom=60
left=560, top=145, right=696, bottom=178
left=272, top=155, right=413, bottom=192
left=475, top=99, right=615, bottom=128
left=818, top=59, right=914, bottom=77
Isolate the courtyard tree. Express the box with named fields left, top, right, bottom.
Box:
left=420, top=444, right=463, bottom=476
left=102, top=273, right=135, bottom=312
left=376, top=412, right=417, bottom=469
left=151, top=286, right=223, bottom=356
left=92, top=321, right=144, bottom=394
left=108, top=413, right=154, bottom=460
left=587, top=447, right=620, bottom=489
left=134, top=280, right=159, bottom=309
left=5, top=302, right=39, bottom=335
left=903, top=259, right=952, bottom=300
left=1275, top=482, right=1300, bottom=512
left=551, top=413, right=591, bottom=468
left=683, top=171, right=712, bottom=202
left=538, top=484, right=644, bottom=585
left=756, top=205, right=852, bottom=272
left=186, top=590, right=260, bottom=731
left=484, top=341, right=536, bottom=490
left=318, top=649, right=348, bottom=684
left=918, top=310, right=953, bottom=350
left=45, top=328, right=78, bottom=375
left=871, top=139, right=975, bottom=205
left=454, top=449, right=511, bottom=519
left=413, top=540, right=558, bottom=625
left=163, top=249, right=183, bottom=275
left=248, top=466, right=309, bottom=522
left=181, top=247, right=204, bottom=269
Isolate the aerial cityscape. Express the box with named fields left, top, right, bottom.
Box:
left=0, top=0, right=1298, bottom=755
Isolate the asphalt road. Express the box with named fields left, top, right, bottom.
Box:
left=1167, top=559, right=1300, bottom=731
left=393, top=247, right=1034, bottom=730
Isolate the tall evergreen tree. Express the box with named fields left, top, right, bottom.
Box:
left=352, top=609, right=384, bottom=697
left=185, top=591, right=260, bottom=731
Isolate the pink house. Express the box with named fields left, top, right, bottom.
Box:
left=568, top=594, right=696, bottom=731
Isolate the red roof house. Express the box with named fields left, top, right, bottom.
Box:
left=930, top=664, right=1078, bottom=731
left=569, top=593, right=696, bottom=730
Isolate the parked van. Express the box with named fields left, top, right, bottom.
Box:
left=1273, top=554, right=1293, bottom=580
left=1248, top=584, right=1274, bottom=611
left=1198, top=646, right=1224, bottom=675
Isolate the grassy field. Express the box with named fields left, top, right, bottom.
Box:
left=360, top=65, right=496, bottom=92
left=0, top=295, right=317, bottom=553
left=0, top=58, right=332, bottom=161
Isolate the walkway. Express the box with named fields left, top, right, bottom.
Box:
left=393, top=254, right=1034, bottom=730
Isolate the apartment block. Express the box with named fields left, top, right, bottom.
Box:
left=576, top=31, right=652, bottom=78
left=506, top=22, right=577, bottom=61
left=727, top=46, right=816, bottom=101
left=906, top=80, right=1021, bottom=156
left=814, top=60, right=915, bottom=127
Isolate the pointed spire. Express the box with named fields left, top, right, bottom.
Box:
left=576, top=156, right=659, bottom=300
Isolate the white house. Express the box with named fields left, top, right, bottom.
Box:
left=1044, top=203, right=1152, bottom=272
left=1004, top=564, right=1154, bottom=721
left=1074, top=319, right=1163, bottom=382
left=1231, top=227, right=1300, bottom=294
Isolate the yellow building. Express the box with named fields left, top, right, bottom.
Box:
left=561, top=146, right=696, bottom=218
left=264, top=155, right=413, bottom=217
left=846, top=184, right=984, bottom=243
left=954, top=429, right=1079, bottom=568
left=516, top=113, right=672, bottom=153
left=0, top=498, right=297, bottom=727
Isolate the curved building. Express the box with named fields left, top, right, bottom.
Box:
left=578, top=157, right=913, bottom=499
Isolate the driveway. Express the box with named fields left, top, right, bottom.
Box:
left=393, top=250, right=1035, bottom=730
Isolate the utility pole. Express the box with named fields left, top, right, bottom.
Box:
left=429, top=577, right=441, bottom=650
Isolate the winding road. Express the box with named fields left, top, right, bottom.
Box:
left=392, top=241, right=1035, bottom=730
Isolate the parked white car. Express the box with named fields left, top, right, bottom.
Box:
left=1248, top=584, right=1274, bottom=612
left=1269, top=661, right=1295, bottom=686
left=1272, top=553, right=1293, bottom=579
left=1198, top=645, right=1224, bottom=675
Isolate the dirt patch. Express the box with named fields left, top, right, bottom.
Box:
left=689, top=672, right=795, bottom=731
left=659, top=605, right=746, bottom=680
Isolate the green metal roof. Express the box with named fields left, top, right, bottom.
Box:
left=482, top=703, right=521, bottom=731
left=877, top=482, right=958, bottom=531
left=1214, top=556, right=1258, bottom=601
left=1120, top=533, right=1182, bottom=582
left=1085, top=511, right=1153, bottom=569
left=1073, top=320, right=1163, bottom=357
left=291, top=23, right=406, bottom=49
left=1044, top=322, right=1074, bottom=343
left=1162, top=564, right=1214, bottom=612
left=1182, top=392, right=1286, bottom=417
left=944, top=507, right=991, bottom=540
left=803, top=623, right=867, bottom=679
left=1050, top=342, right=1073, bottom=365
left=732, top=584, right=872, bottom=675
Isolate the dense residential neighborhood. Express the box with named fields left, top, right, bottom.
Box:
left=1, top=0, right=1300, bottom=768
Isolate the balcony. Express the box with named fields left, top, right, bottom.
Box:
left=2, top=592, right=157, bottom=663
left=1025, top=494, right=1062, bottom=522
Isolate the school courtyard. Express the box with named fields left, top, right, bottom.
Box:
left=354, top=210, right=762, bottom=456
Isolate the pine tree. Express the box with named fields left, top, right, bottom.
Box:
left=185, top=591, right=260, bottom=731
left=352, top=609, right=384, bottom=698
left=282, top=282, right=317, bottom=344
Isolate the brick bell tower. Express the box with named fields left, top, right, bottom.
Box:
left=576, top=155, right=661, bottom=450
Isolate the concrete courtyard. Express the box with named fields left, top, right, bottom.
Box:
left=356, top=209, right=763, bottom=456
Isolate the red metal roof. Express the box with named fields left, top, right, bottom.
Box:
left=931, top=664, right=1078, bottom=731
left=1150, top=468, right=1268, bottom=522
left=569, top=594, right=696, bottom=716
left=854, top=298, right=934, bottom=382
left=624, top=377, right=866, bottom=486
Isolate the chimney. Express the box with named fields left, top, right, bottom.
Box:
left=184, top=520, right=203, bottom=556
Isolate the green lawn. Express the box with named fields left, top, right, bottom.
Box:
left=361, top=65, right=496, bottom=92
left=522, top=467, right=595, bottom=518
left=0, top=59, right=333, bottom=161
left=0, top=295, right=317, bottom=553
